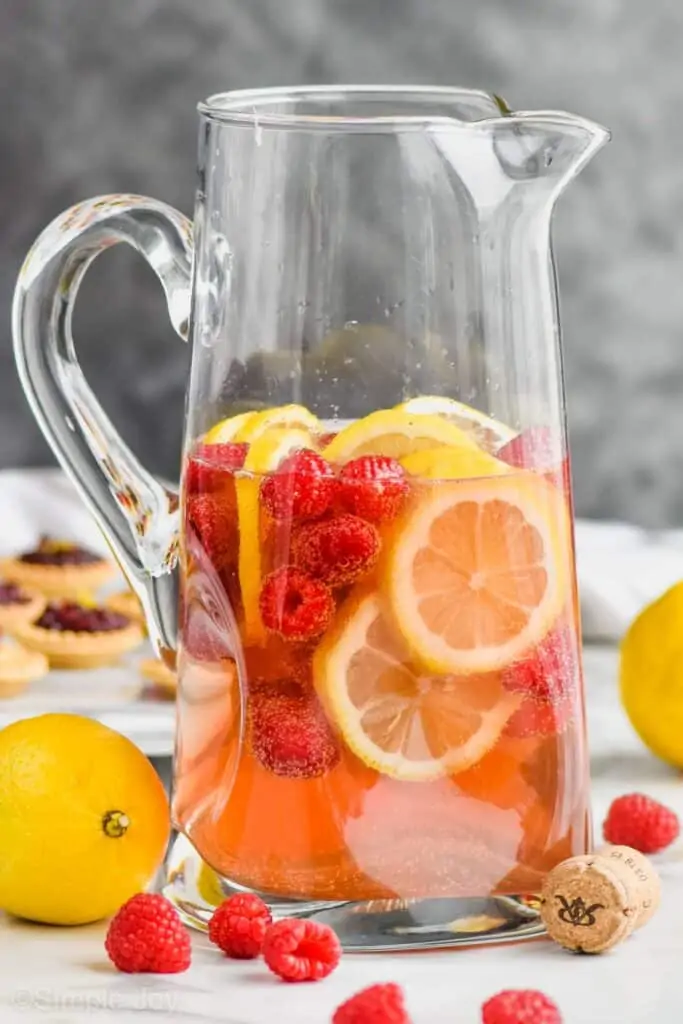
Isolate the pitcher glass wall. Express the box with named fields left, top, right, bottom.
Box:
left=13, top=86, right=608, bottom=950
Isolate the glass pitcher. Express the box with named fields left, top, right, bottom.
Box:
left=12, top=86, right=608, bottom=951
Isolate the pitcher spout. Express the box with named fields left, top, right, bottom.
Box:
left=492, top=110, right=610, bottom=191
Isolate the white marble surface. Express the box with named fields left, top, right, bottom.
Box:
left=2, top=645, right=682, bottom=1023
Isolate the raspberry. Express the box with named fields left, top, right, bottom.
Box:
left=186, top=442, right=248, bottom=494
left=188, top=494, right=236, bottom=571
left=503, top=628, right=576, bottom=739
left=337, top=456, right=409, bottom=523
left=263, top=918, right=341, bottom=982
left=260, top=450, right=335, bottom=521
left=603, top=793, right=680, bottom=854
left=502, top=628, right=576, bottom=703
left=259, top=566, right=335, bottom=641
left=482, top=989, right=562, bottom=1024
left=505, top=691, right=573, bottom=739
left=333, top=983, right=411, bottom=1024
left=105, top=893, right=191, bottom=974
left=496, top=427, right=569, bottom=491
left=208, top=893, right=272, bottom=959
left=249, top=687, right=340, bottom=778
left=293, top=514, right=380, bottom=587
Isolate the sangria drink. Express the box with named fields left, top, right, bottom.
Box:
left=14, top=88, right=606, bottom=944
left=174, top=398, right=588, bottom=907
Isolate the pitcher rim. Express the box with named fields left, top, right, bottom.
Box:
left=198, top=84, right=609, bottom=138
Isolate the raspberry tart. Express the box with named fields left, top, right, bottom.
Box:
left=0, top=537, right=116, bottom=598
left=13, top=600, right=143, bottom=669
left=107, top=589, right=147, bottom=629
left=0, top=580, right=46, bottom=631
left=139, top=657, right=177, bottom=697
left=0, top=636, right=48, bottom=696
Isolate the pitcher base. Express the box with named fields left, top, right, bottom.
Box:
left=163, top=834, right=546, bottom=952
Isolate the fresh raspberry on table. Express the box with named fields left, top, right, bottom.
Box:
left=260, top=450, right=336, bottom=521
left=603, top=793, right=679, bottom=854
left=259, top=566, right=335, bottom=641
left=105, top=893, right=191, bottom=974
left=496, top=427, right=569, bottom=491
left=208, top=893, right=272, bottom=959
left=293, top=514, right=380, bottom=587
left=482, top=989, right=562, bottom=1024
left=186, top=442, right=248, bottom=494
left=263, top=918, right=341, bottom=982
left=333, top=983, right=411, bottom=1024
left=187, top=493, right=237, bottom=571
left=337, top=455, right=409, bottom=523
left=502, top=627, right=576, bottom=703
left=249, top=687, right=340, bottom=778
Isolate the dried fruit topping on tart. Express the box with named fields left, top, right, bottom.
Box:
left=36, top=601, right=130, bottom=634
left=20, top=537, right=104, bottom=567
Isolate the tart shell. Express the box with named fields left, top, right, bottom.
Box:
left=106, top=591, right=147, bottom=629
left=139, top=657, right=177, bottom=696
left=0, top=642, right=49, bottom=695
left=11, top=620, right=144, bottom=669
left=0, top=558, right=117, bottom=599
left=0, top=590, right=46, bottom=631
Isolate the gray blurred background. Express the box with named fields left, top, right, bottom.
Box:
left=1, top=0, right=679, bottom=525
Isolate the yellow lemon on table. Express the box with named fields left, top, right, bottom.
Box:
left=620, top=582, right=683, bottom=768
left=0, top=714, right=170, bottom=925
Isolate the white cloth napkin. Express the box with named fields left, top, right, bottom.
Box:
left=1, top=468, right=680, bottom=645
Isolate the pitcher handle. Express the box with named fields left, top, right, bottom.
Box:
left=12, top=195, right=194, bottom=658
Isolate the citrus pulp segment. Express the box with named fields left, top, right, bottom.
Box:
left=396, top=396, right=516, bottom=452
left=204, top=411, right=258, bottom=444
left=313, top=591, right=520, bottom=781
left=236, top=425, right=316, bottom=642
left=401, top=445, right=510, bottom=481
left=322, top=408, right=480, bottom=463
left=385, top=473, right=570, bottom=675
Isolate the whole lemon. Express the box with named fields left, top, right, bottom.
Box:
left=0, top=713, right=170, bottom=924
left=620, top=581, right=683, bottom=768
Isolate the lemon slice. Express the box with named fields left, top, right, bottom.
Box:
left=385, top=473, right=570, bottom=675
left=397, top=396, right=516, bottom=452
left=204, top=411, right=258, bottom=444
left=236, top=425, right=315, bottom=642
left=401, top=445, right=510, bottom=481
left=322, top=409, right=479, bottom=464
left=314, top=591, right=520, bottom=780
left=234, top=404, right=321, bottom=445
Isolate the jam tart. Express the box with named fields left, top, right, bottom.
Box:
left=106, top=590, right=146, bottom=629
left=139, top=657, right=177, bottom=697
left=0, top=537, right=116, bottom=598
left=0, top=581, right=46, bottom=631
left=12, top=600, right=143, bottom=669
left=0, top=638, right=48, bottom=696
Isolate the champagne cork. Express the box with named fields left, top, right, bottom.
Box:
left=595, top=844, right=661, bottom=928
left=540, top=847, right=660, bottom=953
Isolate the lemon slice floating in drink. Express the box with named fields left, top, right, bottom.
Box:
left=322, top=408, right=479, bottom=463
left=234, top=404, right=321, bottom=445
left=386, top=472, right=570, bottom=675
left=314, top=591, right=520, bottom=781
left=236, top=424, right=317, bottom=641
left=401, top=445, right=510, bottom=480
left=204, top=411, right=258, bottom=444
left=396, top=396, right=516, bottom=452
